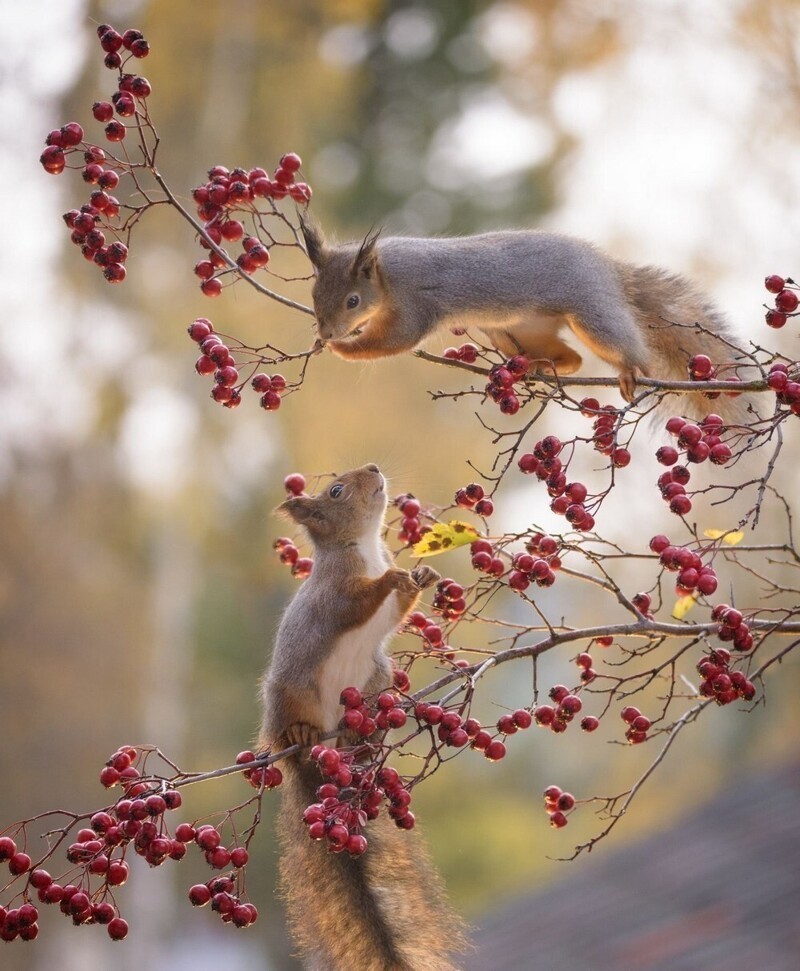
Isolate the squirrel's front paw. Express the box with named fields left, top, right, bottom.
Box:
left=410, top=565, right=440, bottom=590
left=386, top=568, right=419, bottom=597
left=281, top=722, right=323, bottom=750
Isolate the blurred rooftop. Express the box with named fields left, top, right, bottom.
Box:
left=466, top=760, right=800, bottom=971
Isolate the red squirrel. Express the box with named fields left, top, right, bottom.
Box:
left=300, top=216, right=746, bottom=415
left=261, top=464, right=468, bottom=971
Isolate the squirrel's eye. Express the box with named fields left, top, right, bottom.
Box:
left=346, top=294, right=360, bottom=310
left=329, top=483, right=344, bottom=498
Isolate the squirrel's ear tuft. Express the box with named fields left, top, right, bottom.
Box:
left=299, top=213, right=328, bottom=269
left=352, top=227, right=382, bottom=280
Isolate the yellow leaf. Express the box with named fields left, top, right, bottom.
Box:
left=722, top=531, right=744, bottom=546
left=672, top=593, right=697, bottom=620
left=412, top=520, right=479, bottom=558
left=703, top=528, right=745, bottom=546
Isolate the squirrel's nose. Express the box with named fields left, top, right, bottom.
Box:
left=366, top=463, right=380, bottom=474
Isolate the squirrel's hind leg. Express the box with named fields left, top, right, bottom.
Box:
left=566, top=310, right=651, bottom=401
left=484, top=325, right=583, bottom=375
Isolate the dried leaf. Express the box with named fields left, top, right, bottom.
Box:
left=413, top=520, right=479, bottom=558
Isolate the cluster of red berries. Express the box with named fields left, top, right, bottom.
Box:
left=407, top=611, right=454, bottom=656
left=187, top=317, right=292, bottom=411
left=764, top=275, right=798, bottom=329
left=533, top=685, right=593, bottom=735
left=104, top=746, right=260, bottom=932
left=0, top=898, right=42, bottom=943
left=649, top=534, right=719, bottom=597
left=518, top=433, right=601, bottom=531
left=469, top=539, right=506, bottom=578
left=454, top=482, right=493, bottom=517
left=658, top=413, right=732, bottom=472
left=188, top=875, right=258, bottom=929
left=767, top=362, right=800, bottom=416
left=484, top=355, right=530, bottom=416
left=0, top=744, right=191, bottom=943
left=620, top=706, right=651, bottom=744
left=655, top=464, right=693, bottom=517
left=191, top=155, right=311, bottom=297
left=40, top=27, right=155, bottom=286
left=697, top=646, right=755, bottom=705
left=443, top=343, right=479, bottom=364
left=576, top=398, right=632, bottom=466
left=235, top=750, right=284, bottom=791
left=711, top=603, right=754, bottom=652
left=414, top=703, right=508, bottom=761
left=574, top=650, right=599, bottom=686
left=395, top=495, right=425, bottom=545
left=302, top=745, right=388, bottom=854
left=508, top=552, right=555, bottom=592
left=340, top=686, right=408, bottom=736
left=273, top=537, right=313, bottom=580
left=0, top=837, right=39, bottom=942
left=542, top=784, right=576, bottom=829
left=507, top=532, right=562, bottom=592
left=430, top=577, right=467, bottom=621
left=95, top=24, right=150, bottom=67
left=685, top=353, right=743, bottom=398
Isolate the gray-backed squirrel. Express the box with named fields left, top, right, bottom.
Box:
left=261, top=464, right=468, bottom=971
left=300, top=216, right=743, bottom=413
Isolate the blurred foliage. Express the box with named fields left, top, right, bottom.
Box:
left=1, top=1, right=800, bottom=969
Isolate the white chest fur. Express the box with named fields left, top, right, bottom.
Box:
left=317, top=535, right=400, bottom=731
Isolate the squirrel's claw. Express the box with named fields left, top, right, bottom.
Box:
left=618, top=368, right=641, bottom=402
left=411, top=565, right=440, bottom=590
left=281, top=721, right=324, bottom=750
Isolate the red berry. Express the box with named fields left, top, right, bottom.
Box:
left=284, top=473, right=306, bottom=495
left=107, top=917, right=129, bottom=940
left=281, top=152, right=302, bottom=172
left=40, top=145, right=66, bottom=174
left=107, top=860, right=129, bottom=886
left=201, top=278, right=223, bottom=297
left=766, top=309, right=788, bottom=329
left=484, top=740, right=507, bottom=761
left=689, top=354, right=714, bottom=377
left=8, top=851, right=31, bottom=875
left=0, top=836, right=17, bottom=861
left=580, top=715, right=600, bottom=732
left=775, top=289, right=799, bottom=313
left=261, top=390, right=282, bottom=411
left=508, top=570, right=530, bottom=592
left=104, top=120, right=126, bottom=142
left=656, top=446, right=679, bottom=466
left=765, top=274, right=785, bottom=293
left=512, top=709, right=532, bottom=730
left=669, top=495, right=693, bottom=516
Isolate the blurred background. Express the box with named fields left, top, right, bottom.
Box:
left=1, top=0, right=799, bottom=968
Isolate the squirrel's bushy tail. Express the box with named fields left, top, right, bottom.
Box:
left=618, top=263, right=758, bottom=425
left=278, top=759, right=469, bottom=971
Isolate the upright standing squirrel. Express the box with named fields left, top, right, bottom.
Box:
left=261, top=463, right=468, bottom=971
left=300, top=217, right=742, bottom=411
